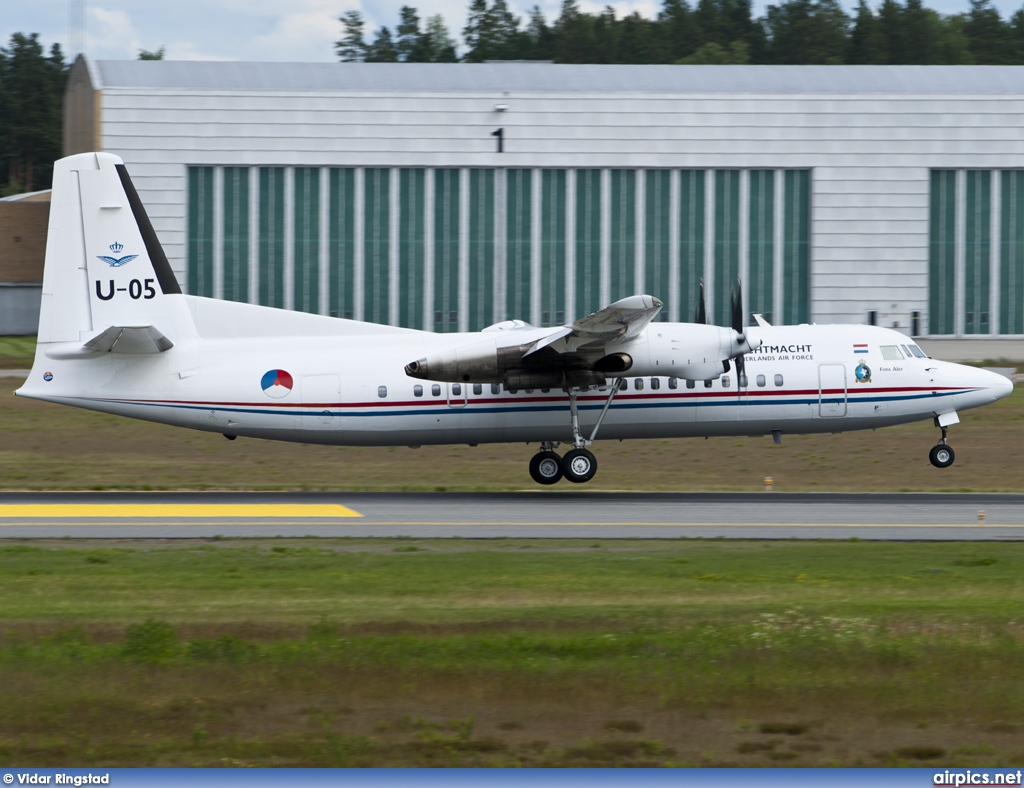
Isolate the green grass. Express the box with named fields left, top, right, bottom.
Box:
left=1, top=539, right=1023, bottom=766
left=0, top=335, right=34, bottom=368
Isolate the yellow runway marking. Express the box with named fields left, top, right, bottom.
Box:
left=0, top=504, right=362, bottom=518
left=0, top=519, right=1018, bottom=528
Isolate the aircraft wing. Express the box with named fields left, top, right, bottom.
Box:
left=406, top=295, right=667, bottom=388
left=525, top=295, right=662, bottom=356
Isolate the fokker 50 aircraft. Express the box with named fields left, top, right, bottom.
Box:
left=16, top=153, right=1014, bottom=485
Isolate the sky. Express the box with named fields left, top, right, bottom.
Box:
left=3, top=0, right=1022, bottom=64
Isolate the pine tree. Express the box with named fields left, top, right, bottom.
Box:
left=463, top=0, right=489, bottom=61
left=397, top=7, right=422, bottom=62
left=0, top=34, right=66, bottom=192
left=848, top=0, right=883, bottom=63
left=660, top=0, right=700, bottom=62
left=336, top=11, right=367, bottom=62
left=366, top=27, right=399, bottom=62
left=965, top=0, right=1014, bottom=62
left=877, top=0, right=907, bottom=63
left=523, top=6, right=554, bottom=60
left=764, top=0, right=850, bottom=64
left=424, top=15, right=459, bottom=61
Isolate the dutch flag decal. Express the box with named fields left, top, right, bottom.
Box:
left=853, top=344, right=869, bottom=354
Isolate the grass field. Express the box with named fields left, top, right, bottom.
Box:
left=0, top=336, right=35, bottom=369
left=0, top=538, right=1022, bottom=767
left=2, top=372, right=1021, bottom=491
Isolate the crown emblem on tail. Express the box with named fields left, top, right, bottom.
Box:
left=97, top=241, right=138, bottom=268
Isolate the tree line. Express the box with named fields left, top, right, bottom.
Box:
left=3, top=0, right=1024, bottom=193
left=337, top=0, right=1024, bottom=65
left=0, top=33, right=67, bottom=196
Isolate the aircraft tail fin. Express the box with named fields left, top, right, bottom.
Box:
left=35, top=152, right=195, bottom=348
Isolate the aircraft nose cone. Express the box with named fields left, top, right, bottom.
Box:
left=993, top=372, right=1014, bottom=401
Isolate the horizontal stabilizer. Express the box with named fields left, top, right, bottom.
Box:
left=84, top=325, right=174, bottom=354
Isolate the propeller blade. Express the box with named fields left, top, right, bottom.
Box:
left=731, top=278, right=747, bottom=381
left=731, top=280, right=744, bottom=337
left=693, top=279, right=706, bottom=325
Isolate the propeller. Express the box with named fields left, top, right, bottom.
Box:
left=692, top=279, right=706, bottom=325
left=730, top=279, right=748, bottom=382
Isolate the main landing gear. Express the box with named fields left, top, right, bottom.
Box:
left=527, top=379, right=623, bottom=485
left=928, top=425, right=956, bottom=469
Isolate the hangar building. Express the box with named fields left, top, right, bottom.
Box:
left=62, top=58, right=1024, bottom=339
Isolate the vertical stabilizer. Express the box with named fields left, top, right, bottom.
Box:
left=35, top=152, right=195, bottom=347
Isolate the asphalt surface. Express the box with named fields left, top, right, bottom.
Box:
left=1, top=491, right=1022, bottom=540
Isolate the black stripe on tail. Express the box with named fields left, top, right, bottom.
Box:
left=116, top=163, right=182, bottom=295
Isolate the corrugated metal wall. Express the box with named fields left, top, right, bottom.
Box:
left=186, top=166, right=811, bottom=329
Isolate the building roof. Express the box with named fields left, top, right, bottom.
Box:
left=90, top=60, right=1024, bottom=94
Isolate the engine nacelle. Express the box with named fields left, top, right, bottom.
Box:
left=405, top=322, right=760, bottom=387
left=405, top=339, right=501, bottom=383
left=614, top=324, right=760, bottom=380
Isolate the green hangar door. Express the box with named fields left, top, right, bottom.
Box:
left=187, top=167, right=812, bottom=331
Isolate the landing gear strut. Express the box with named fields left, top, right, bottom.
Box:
left=929, top=426, right=956, bottom=469
left=527, top=379, right=624, bottom=485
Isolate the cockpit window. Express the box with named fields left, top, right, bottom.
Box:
left=908, top=344, right=928, bottom=358
left=880, top=345, right=903, bottom=360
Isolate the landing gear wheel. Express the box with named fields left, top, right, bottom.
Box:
left=562, top=448, right=598, bottom=484
left=529, top=451, right=564, bottom=485
left=929, top=443, right=955, bottom=468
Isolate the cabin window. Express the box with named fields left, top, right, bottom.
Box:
left=452, top=383, right=462, bottom=396
left=668, top=377, right=678, bottom=390
left=635, top=379, right=644, bottom=391
left=491, top=384, right=500, bottom=394
left=881, top=345, right=903, bottom=360
left=686, top=379, right=696, bottom=389
left=650, top=378, right=660, bottom=390
left=541, top=388, right=550, bottom=393
left=413, top=385, right=423, bottom=397
left=619, top=379, right=628, bottom=390
left=704, top=380, right=713, bottom=389
left=377, top=386, right=388, bottom=398
left=473, top=383, right=482, bottom=395
left=721, top=376, right=730, bottom=388
left=739, top=374, right=748, bottom=388
left=525, top=388, right=534, bottom=394
left=431, top=384, right=441, bottom=397
left=757, top=374, right=766, bottom=387
left=774, top=374, right=784, bottom=387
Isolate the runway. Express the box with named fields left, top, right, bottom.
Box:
left=1, top=491, right=1023, bottom=540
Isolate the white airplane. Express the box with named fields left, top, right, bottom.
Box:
left=15, top=152, right=1014, bottom=485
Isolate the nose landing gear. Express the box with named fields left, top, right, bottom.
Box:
left=527, top=378, right=623, bottom=485
left=929, top=425, right=956, bottom=468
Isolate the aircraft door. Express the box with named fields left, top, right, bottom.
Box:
left=818, top=364, right=847, bottom=418
left=301, top=374, right=341, bottom=429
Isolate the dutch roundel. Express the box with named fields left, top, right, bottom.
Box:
left=261, top=369, right=293, bottom=399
